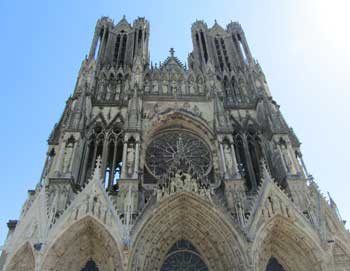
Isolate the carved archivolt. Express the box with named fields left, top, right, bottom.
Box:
left=252, top=216, right=326, bottom=271
left=4, top=242, right=35, bottom=271
left=129, top=192, right=248, bottom=271
left=41, top=216, right=123, bottom=271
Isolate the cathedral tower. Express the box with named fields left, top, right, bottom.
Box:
left=1, top=16, right=350, bottom=271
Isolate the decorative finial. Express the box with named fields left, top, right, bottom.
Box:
left=170, top=48, right=175, bottom=57
left=214, top=19, right=217, bottom=24
left=123, top=14, right=126, bottom=19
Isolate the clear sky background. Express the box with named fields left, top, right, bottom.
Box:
left=0, top=0, right=349, bottom=245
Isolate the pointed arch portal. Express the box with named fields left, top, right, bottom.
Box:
left=41, top=216, right=123, bottom=271
left=130, top=192, right=247, bottom=271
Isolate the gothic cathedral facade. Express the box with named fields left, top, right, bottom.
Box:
left=1, top=16, right=350, bottom=271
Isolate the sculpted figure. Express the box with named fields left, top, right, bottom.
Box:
left=152, top=80, right=158, bottom=94
left=162, top=80, right=168, bottom=95
left=106, top=81, right=114, bottom=100
left=62, top=141, right=74, bottom=173
left=280, top=144, right=293, bottom=173
left=126, top=143, right=135, bottom=177
left=224, top=143, right=234, bottom=177
left=115, top=79, right=122, bottom=101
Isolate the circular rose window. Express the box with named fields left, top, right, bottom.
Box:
left=145, top=131, right=212, bottom=178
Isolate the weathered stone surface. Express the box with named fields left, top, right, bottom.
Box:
left=1, top=16, right=350, bottom=271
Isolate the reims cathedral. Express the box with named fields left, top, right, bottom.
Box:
left=1, top=16, right=350, bottom=271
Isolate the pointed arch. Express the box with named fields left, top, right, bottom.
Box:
left=252, top=215, right=326, bottom=271
left=332, top=238, right=350, bottom=271
left=129, top=192, right=248, bottom=271
left=41, top=216, right=123, bottom=271
left=5, top=242, right=35, bottom=271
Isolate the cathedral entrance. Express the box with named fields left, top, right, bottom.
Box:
left=160, top=240, right=209, bottom=271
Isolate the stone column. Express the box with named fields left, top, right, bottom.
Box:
left=219, top=141, right=227, bottom=177
left=230, top=141, right=240, bottom=177
left=133, top=141, right=140, bottom=179
left=242, top=134, right=257, bottom=191
left=80, top=142, right=90, bottom=185
left=89, top=26, right=101, bottom=59
left=121, top=139, right=128, bottom=179
left=109, top=141, right=118, bottom=190
left=101, top=137, right=109, bottom=181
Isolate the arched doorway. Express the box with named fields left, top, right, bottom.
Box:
left=130, top=192, right=247, bottom=271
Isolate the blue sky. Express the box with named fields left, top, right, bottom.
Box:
left=1, top=0, right=349, bottom=244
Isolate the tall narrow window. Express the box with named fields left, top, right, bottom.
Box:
left=195, top=32, right=203, bottom=63
left=221, top=38, right=231, bottom=71
left=234, top=134, right=253, bottom=191
left=138, top=29, right=142, bottom=49
left=200, top=30, right=208, bottom=63
left=237, top=33, right=248, bottom=63
left=133, top=31, right=137, bottom=57
left=215, top=37, right=224, bottom=71
left=113, top=34, right=121, bottom=63
left=94, top=32, right=102, bottom=60
left=118, top=35, right=127, bottom=67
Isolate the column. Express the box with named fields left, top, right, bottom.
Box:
left=97, top=27, right=107, bottom=65
left=89, top=26, right=100, bottom=59
left=219, top=141, right=227, bottom=177
left=242, top=135, right=257, bottom=191
left=108, top=141, right=118, bottom=190
left=80, top=142, right=90, bottom=186
left=133, top=141, right=140, bottom=179
left=230, top=141, right=240, bottom=178
left=101, top=137, right=109, bottom=182
left=121, top=139, right=128, bottom=179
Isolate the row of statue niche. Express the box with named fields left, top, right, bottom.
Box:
left=156, top=171, right=212, bottom=200
left=224, top=78, right=249, bottom=103
left=96, top=77, right=129, bottom=101
left=144, top=77, right=207, bottom=96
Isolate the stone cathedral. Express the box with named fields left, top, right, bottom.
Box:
left=1, top=16, right=350, bottom=271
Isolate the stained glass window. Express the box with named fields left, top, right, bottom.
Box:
left=160, top=240, right=209, bottom=271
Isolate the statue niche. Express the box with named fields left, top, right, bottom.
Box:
left=126, top=138, right=136, bottom=178
left=62, top=137, right=75, bottom=174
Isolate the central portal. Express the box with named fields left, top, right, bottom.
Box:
left=160, top=240, right=209, bottom=271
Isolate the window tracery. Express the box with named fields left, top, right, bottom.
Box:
left=80, top=124, right=124, bottom=190
left=160, top=240, right=209, bottom=271
left=145, top=131, right=212, bottom=180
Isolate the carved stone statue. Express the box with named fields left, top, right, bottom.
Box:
left=62, top=141, right=74, bottom=173
left=280, top=143, right=294, bottom=173
left=152, top=80, right=158, bottom=94
left=106, top=81, right=114, bottom=100
left=162, top=80, right=168, bottom=94
left=126, top=143, right=135, bottom=177
left=224, top=143, right=234, bottom=177
left=115, top=79, right=122, bottom=101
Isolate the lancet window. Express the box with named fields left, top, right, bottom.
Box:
left=79, top=124, right=124, bottom=191
left=233, top=128, right=264, bottom=191
left=114, top=31, right=127, bottom=67
left=195, top=30, right=208, bottom=64
left=215, top=36, right=231, bottom=72
left=200, top=30, right=208, bottom=63
left=232, top=33, right=248, bottom=64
